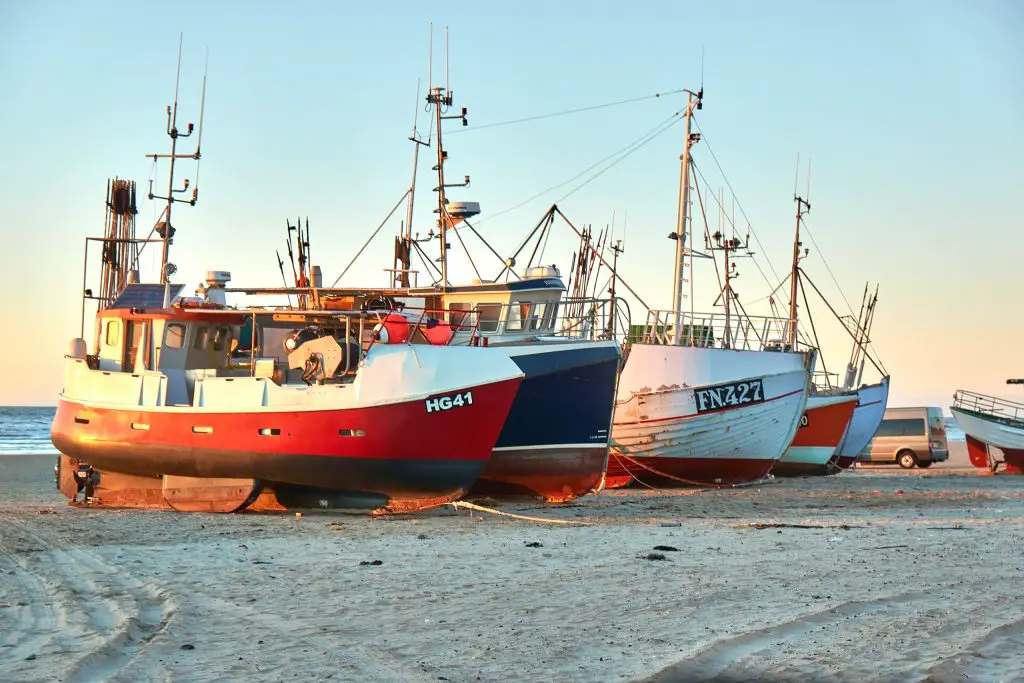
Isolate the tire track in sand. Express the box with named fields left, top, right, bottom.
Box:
left=639, top=588, right=941, bottom=682
left=0, top=513, right=174, bottom=683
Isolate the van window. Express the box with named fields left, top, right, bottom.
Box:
left=876, top=418, right=926, bottom=438
left=193, top=326, right=209, bottom=350
left=165, top=323, right=186, bottom=349
left=477, top=304, right=502, bottom=333
left=506, top=302, right=531, bottom=332
left=105, top=320, right=121, bottom=346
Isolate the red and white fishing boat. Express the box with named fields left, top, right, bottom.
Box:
left=50, top=79, right=523, bottom=514
left=952, top=383, right=1024, bottom=474
left=607, top=89, right=810, bottom=487
left=766, top=191, right=860, bottom=477
left=772, top=393, right=858, bottom=476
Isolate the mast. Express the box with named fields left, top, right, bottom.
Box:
left=146, top=36, right=205, bottom=292
left=788, top=193, right=810, bottom=349
left=671, top=88, right=703, bottom=345
left=426, top=84, right=468, bottom=288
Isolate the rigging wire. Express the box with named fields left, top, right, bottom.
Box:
left=797, top=217, right=858, bottom=322
left=689, top=159, right=789, bottom=311
left=448, top=88, right=688, bottom=134
left=690, top=119, right=787, bottom=296
left=472, top=111, right=683, bottom=227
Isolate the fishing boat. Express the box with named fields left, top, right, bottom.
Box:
left=768, top=191, right=859, bottom=477
left=772, top=393, right=858, bottom=476
left=833, top=376, right=890, bottom=469
left=951, top=382, right=1024, bottom=473
left=50, top=73, right=523, bottom=514
left=828, top=287, right=890, bottom=469
left=606, top=89, right=810, bottom=487
left=235, top=81, right=622, bottom=503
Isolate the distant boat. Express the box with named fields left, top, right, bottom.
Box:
left=951, top=382, right=1024, bottom=473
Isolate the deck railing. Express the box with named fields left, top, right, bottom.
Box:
left=953, top=389, right=1024, bottom=424
left=626, top=309, right=797, bottom=352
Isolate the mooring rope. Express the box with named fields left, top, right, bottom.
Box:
left=448, top=500, right=592, bottom=526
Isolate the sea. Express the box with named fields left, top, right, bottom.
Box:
left=0, top=407, right=967, bottom=457
left=0, top=406, right=59, bottom=455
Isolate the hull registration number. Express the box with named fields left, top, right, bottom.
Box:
left=426, top=391, right=474, bottom=414
left=694, top=379, right=765, bottom=414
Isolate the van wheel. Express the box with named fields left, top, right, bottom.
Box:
left=897, top=450, right=918, bottom=469
left=916, top=460, right=933, bottom=469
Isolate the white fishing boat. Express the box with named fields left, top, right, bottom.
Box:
left=952, top=382, right=1024, bottom=473
left=607, top=89, right=810, bottom=487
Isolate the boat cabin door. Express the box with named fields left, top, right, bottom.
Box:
left=124, top=320, right=152, bottom=372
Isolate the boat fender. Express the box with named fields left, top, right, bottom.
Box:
left=373, top=313, right=410, bottom=344
left=420, top=318, right=454, bottom=346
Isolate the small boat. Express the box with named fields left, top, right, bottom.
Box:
left=771, top=393, right=858, bottom=476
left=951, top=383, right=1024, bottom=473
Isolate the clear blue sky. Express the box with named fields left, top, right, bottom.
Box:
left=1, top=0, right=1021, bottom=408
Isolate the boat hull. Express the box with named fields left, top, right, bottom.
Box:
left=51, top=344, right=524, bottom=512
left=834, top=377, right=890, bottom=469
left=468, top=341, right=620, bottom=503
left=773, top=394, right=858, bottom=477
left=951, top=406, right=1024, bottom=474
left=609, top=345, right=810, bottom=486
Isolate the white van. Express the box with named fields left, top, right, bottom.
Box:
left=859, top=407, right=950, bottom=468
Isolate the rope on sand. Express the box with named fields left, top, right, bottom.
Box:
left=448, top=500, right=593, bottom=526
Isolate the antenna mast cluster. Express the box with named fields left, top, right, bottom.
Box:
left=425, top=27, right=470, bottom=289
left=147, top=35, right=207, bottom=287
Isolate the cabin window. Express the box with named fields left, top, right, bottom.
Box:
left=448, top=303, right=470, bottom=331
left=104, top=320, right=121, bottom=346
left=165, top=323, right=186, bottom=349
left=875, top=418, right=926, bottom=438
left=505, top=302, right=532, bottom=332
left=212, top=326, right=232, bottom=352
left=530, top=302, right=548, bottom=330
left=477, top=304, right=502, bottom=333
left=193, top=326, right=209, bottom=350
left=543, top=302, right=559, bottom=329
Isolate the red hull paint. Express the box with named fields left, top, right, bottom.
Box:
left=964, top=435, right=1024, bottom=474
left=772, top=398, right=857, bottom=477
left=467, top=447, right=608, bottom=503
left=606, top=452, right=774, bottom=487
left=51, top=377, right=521, bottom=503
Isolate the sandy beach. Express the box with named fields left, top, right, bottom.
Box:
left=2, top=445, right=1023, bottom=683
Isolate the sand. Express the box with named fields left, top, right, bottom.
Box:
left=1, top=447, right=1022, bottom=683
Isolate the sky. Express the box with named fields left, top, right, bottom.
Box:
left=0, top=0, right=1021, bottom=409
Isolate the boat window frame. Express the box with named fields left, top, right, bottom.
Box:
left=193, top=326, right=210, bottom=350
left=165, top=322, right=187, bottom=349
left=212, top=326, right=233, bottom=352
left=448, top=302, right=471, bottom=331
left=104, top=319, right=121, bottom=347
left=530, top=302, right=548, bottom=331
left=505, top=301, right=532, bottom=332
left=476, top=303, right=502, bottom=333
left=543, top=302, right=559, bottom=329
